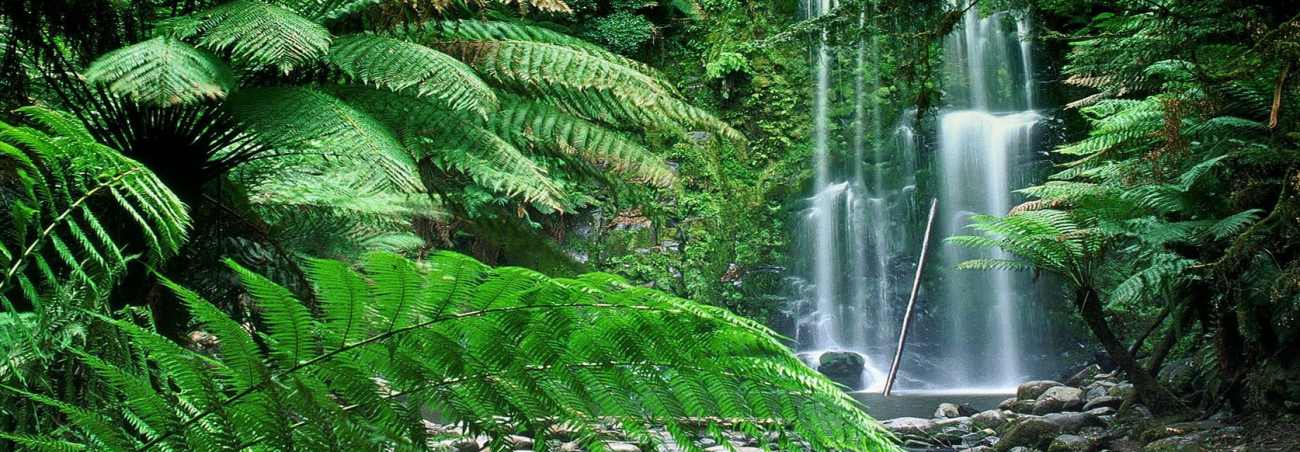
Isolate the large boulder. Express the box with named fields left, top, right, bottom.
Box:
left=1033, top=386, right=1085, bottom=414
left=932, top=417, right=974, bottom=444
left=1107, top=383, right=1137, bottom=401
left=935, top=402, right=962, bottom=418
left=881, top=417, right=937, bottom=436
left=1048, top=434, right=1095, bottom=452
left=1066, top=364, right=1103, bottom=387
left=1143, top=431, right=1211, bottom=452
left=817, top=352, right=864, bottom=387
left=995, top=416, right=1063, bottom=451
left=1009, top=399, right=1037, bottom=414
left=1018, top=380, right=1065, bottom=401
left=933, top=402, right=978, bottom=418
left=1157, top=359, right=1198, bottom=399
left=998, top=397, right=1018, bottom=410
left=972, top=409, right=1010, bottom=430
left=1042, top=411, right=1104, bottom=433
left=1082, top=396, right=1123, bottom=411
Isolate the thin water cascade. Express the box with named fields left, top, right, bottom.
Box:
left=791, top=0, right=903, bottom=392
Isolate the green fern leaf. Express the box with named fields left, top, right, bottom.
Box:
left=84, top=37, right=235, bottom=106
left=161, top=0, right=331, bottom=73
left=328, top=34, right=497, bottom=116
left=224, top=87, right=421, bottom=192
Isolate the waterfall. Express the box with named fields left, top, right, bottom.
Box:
left=933, top=2, right=1042, bottom=389
left=790, top=0, right=1047, bottom=392
left=792, top=0, right=899, bottom=391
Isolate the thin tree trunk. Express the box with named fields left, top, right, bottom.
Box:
left=1129, top=304, right=1172, bottom=358
left=1146, top=306, right=1186, bottom=376
left=1075, top=287, right=1182, bottom=413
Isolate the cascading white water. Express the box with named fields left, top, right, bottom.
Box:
left=934, top=3, right=1043, bottom=389
left=790, top=0, right=1047, bottom=391
left=792, top=0, right=900, bottom=391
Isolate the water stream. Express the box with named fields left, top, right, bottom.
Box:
left=789, top=0, right=1051, bottom=393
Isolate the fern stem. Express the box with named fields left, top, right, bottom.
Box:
left=136, top=302, right=678, bottom=450
left=0, top=167, right=145, bottom=299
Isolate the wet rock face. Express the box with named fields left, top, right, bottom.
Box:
left=1033, top=386, right=1085, bottom=414
left=1042, top=411, right=1103, bottom=433
left=1018, top=380, right=1066, bottom=400
left=1143, top=431, right=1212, bottom=452
left=816, top=351, right=864, bottom=387
left=972, top=409, right=1009, bottom=430
left=934, top=402, right=978, bottom=418
left=995, top=416, right=1063, bottom=451
left=1048, top=433, right=1095, bottom=452
left=1082, top=395, right=1123, bottom=411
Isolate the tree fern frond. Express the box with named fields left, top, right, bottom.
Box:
left=224, top=87, right=421, bottom=192
left=0, top=108, right=190, bottom=315
left=437, top=40, right=743, bottom=143
left=328, top=86, right=567, bottom=209
left=328, top=34, right=497, bottom=116
left=1210, top=209, right=1263, bottom=240
left=161, top=0, right=331, bottom=73
left=24, top=252, right=897, bottom=451
left=84, top=36, right=235, bottom=106
left=493, top=98, right=675, bottom=186
left=956, top=258, right=1035, bottom=272
left=393, top=19, right=666, bottom=87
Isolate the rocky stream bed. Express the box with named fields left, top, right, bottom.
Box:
left=418, top=364, right=1299, bottom=451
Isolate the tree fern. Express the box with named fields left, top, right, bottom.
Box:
left=160, top=0, right=332, bottom=73
left=430, top=38, right=743, bottom=142
left=335, top=86, right=568, bottom=210
left=0, top=107, right=190, bottom=314
left=493, top=97, right=675, bottom=187
left=223, top=87, right=422, bottom=192
left=246, top=166, right=438, bottom=259
left=327, top=33, right=497, bottom=116
left=395, top=19, right=671, bottom=87
left=83, top=37, right=236, bottom=107
left=9, top=252, right=897, bottom=451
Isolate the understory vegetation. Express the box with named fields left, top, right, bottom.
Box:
left=954, top=0, right=1300, bottom=416
left=2, top=0, right=1300, bottom=450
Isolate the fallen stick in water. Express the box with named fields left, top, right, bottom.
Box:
left=883, top=198, right=938, bottom=397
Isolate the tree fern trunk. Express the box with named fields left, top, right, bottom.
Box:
left=1075, top=287, right=1182, bottom=414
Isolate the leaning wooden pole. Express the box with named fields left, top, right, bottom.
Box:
left=883, top=198, right=938, bottom=397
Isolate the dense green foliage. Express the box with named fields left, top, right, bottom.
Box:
left=6, top=0, right=1300, bottom=449
left=954, top=0, right=1300, bottom=413
left=4, top=251, right=891, bottom=451
left=0, top=0, right=899, bottom=450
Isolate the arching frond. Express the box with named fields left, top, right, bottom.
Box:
left=493, top=98, right=675, bottom=186
left=0, top=107, right=190, bottom=314
left=395, top=19, right=668, bottom=86
left=16, top=252, right=896, bottom=451
left=335, top=87, right=566, bottom=210
left=282, top=0, right=573, bottom=20
left=84, top=37, right=235, bottom=106
left=406, top=118, right=566, bottom=211
left=248, top=165, right=439, bottom=259
left=161, top=0, right=331, bottom=72
left=327, top=34, right=497, bottom=116
left=224, top=87, right=421, bottom=192
left=440, top=40, right=743, bottom=143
